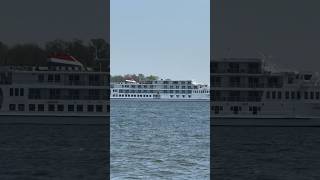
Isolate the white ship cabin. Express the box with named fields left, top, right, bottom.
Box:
left=111, top=79, right=209, bottom=100
left=211, top=58, right=320, bottom=117
left=0, top=61, right=109, bottom=116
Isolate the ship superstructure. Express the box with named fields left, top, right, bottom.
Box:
left=211, top=58, right=320, bottom=126
left=111, top=79, right=209, bottom=101
left=0, top=54, right=109, bottom=124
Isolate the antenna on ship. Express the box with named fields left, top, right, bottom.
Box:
left=91, top=40, right=108, bottom=72
left=92, top=44, right=103, bottom=72
left=257, top=51, right=267, bottom=69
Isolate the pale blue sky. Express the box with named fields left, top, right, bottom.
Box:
left=110, top=0, right=210, bottom=84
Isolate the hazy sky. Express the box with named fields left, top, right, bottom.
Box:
left=0, top=0, right=109, bottom=46
left=111, top=0, right=210, bottom=84
left=213, top=0, right=320, bottom=72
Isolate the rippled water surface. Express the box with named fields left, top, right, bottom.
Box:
left=111, top=100, right=210, bottom=179
left=213, top=126, right=320, bottom=180
left=0, top=123, right=108, bottom=179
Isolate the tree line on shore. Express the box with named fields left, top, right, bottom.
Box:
left=111, top=74, right=165, bottom=82
left=0, top=39, right=109, bottom=71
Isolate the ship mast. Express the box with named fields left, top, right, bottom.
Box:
left=257, top=51, right=267, bottom=70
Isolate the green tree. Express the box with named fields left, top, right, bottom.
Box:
left=45, top=39, right=69, bottom=54
left=110, top=74, right=161, bottom=82
left=138, top=74, right=145, bottom=82
left=145, top=75, right=159, bottom=81
left=111, top=75, right=124, bottom=82
left=0, top=39, right=110, bottom=71
left=7, top=44, right=47, bottom=66
left=45, top=38, right=109, bottom=71
left=0, top=42, right=8, bottom=65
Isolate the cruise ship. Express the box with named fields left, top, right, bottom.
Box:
left=111, top=79, right=209, bottom=101
left=211, top=57, right=320, bottom=126
left=0, top=54, right=109, bottom=124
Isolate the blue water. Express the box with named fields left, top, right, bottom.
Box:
left=111, top=100, right=210, bottom=179
left=0, top=124, right=108, bottom=179
left=212, top=126, right=320, bottom=180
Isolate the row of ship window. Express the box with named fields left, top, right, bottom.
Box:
left=120, top=85, right=195, bottom=89
left=195, top=90, right=209, bottom=93
left=113, top=89, right=208, bottom=94
left=10, top=88, right=24, bottom=96
left=113, top=94, right=153, bottom=97
left=212, top=105, right=261, bottom=114
left=10, top=88, right=106, bottom=100
left=36, top=74, right=106, bottom=86
left=113, top=94, right=192, bottom=98
left=9, top=104, right=104, bottom=112
left=38, top=74, right=102, bottom=82
left=265, top=91, right=320, bottom=100
left=113, top=89, right=193, bottom=94
left=154, top=81, right=192, bottom=84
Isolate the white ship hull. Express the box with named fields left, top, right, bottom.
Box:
left=212, top=101, right=320, bottom=126
left=111, top=98, right=209, bottom=101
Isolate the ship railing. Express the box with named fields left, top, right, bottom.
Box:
left=14, top=80, right=108, bottom=86
left=265, top=84, right=283, bottom=88
left=227, top=69, right=240, bottom=73
left=247, top=69, right=262, bottom=74
left=229, top=83, right=240, bottom=87
left=215, top=83, right=280, bottom=88
left=229, top=83, right=246, bottom=88
left=29, top=95, right=108, bottom=100
left=212, top=83, right=264, bottom=88
left=212, top=69, right=262, bottom=74
left=248, top=83, right=264, bottom=88
left=64, top=81, right=108, bottom=86
left=212, top=83, right=222, bottom=87
left=212, top=97, right=262, bottom=102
